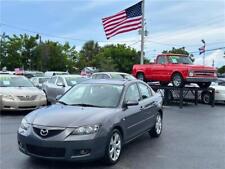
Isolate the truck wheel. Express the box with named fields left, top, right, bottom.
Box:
left=201, top=91, right=212, bottom=104
left=172, top=73, right=184, bottom=88
left=136, top=73, right=145, bottom=81
left=198, top=82, right=211, bottom=89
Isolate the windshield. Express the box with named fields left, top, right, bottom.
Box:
left=111, top=73, right=136, bottom=80
left=59, top=83, right=124, bottom=108
left=168, top=56, right=193, bottom=64
left=0, top=76, right=34, bottom=87
left=65, top=76, right=87, bottom=86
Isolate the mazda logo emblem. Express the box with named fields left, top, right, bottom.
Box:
left=40, top=128, right=48, bottom=136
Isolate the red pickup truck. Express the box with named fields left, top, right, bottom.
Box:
left=132, top=54, right=217, bottom=88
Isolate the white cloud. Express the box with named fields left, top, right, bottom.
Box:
left=194, top=50, right=225, bottom=67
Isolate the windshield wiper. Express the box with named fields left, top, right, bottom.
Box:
left=57, top=100, right=68, bottom=105
left=69, top=103, right=103, bottom=108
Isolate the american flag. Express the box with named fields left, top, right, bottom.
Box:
left=199, top=45, right=205, bottom=55
left=102, top=1, right=143, bottom=39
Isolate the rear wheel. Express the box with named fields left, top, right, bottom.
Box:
left=201, top=92, right=212, bottom=104
left=172, top=73, right=184, bottom=87
left=136, top=72, right=145, bottom=81
left=149, top=113, right=162, bottom=137
left=104, top=129, right=122, bottom=165
left=198, top=82, right=211, bottom=89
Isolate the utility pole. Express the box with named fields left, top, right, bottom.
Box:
left=140, top=0, right=145, bottom=64
left=201, top=39, right=206, bottom=65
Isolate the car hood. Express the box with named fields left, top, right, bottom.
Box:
left=27, top=104, right=118, bottom=127
left=0, top=87, right=44, bottom=96
left=186, top=64, right=216, bottom=71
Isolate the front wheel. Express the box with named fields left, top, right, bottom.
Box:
left=172, top=73, right=184, bottom=88
left=149, top=113, right=162, bottom=137
left=201, top=92, right=212, bottom=104
left=104, top=129, right=122, bottom=165
left=136, top=72, right=145, bottom=81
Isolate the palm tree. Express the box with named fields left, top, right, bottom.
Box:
left=80, top=40, right=100, bottom=61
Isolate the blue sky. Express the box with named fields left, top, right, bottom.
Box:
left=1, top=0, right=225, bottom=67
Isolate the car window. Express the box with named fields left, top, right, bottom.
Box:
left=48, top=76, right=57, bottom=84
left=125, top=83, right=140, bottom=102
left=56, top=77, right=65, bottom=85
left=102, top=74, right=110, bottom=79
left=92, top=74, right=104, bottom=79
left=0, top=76, right=34, bottom=87
left=138, top=83, right=152, bottom=99
left=60, top=84, right=123, bottom=108
left=157, top=56, right=167, bottom=64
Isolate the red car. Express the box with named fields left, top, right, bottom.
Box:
left=132, top=54, right=217, bottom=88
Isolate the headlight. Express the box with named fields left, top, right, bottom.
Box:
left=2, top=94, right=15, bottom=101
left=189, top=71, right=194, bottom=77
left=71, top=125, right=100, bottom=135
left=20, top=118, right=30, bottom=131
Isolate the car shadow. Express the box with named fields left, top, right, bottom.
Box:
left=0, top=110, right=31, bottom=116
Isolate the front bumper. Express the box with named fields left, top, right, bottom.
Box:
left=1, top=99, right=47, bottom=111
left=186, top=77, right=217, bottom=83
left=17, top=129, right=107, bottom=161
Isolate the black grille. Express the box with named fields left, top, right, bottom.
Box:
left=33, top=127, right=63, bottom=138
left=27, top=144, right=65, bottom=157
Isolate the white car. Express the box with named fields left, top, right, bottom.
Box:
left=209, top=79, right=225, bottom=104
left=0, top=75, right=47, bottom=111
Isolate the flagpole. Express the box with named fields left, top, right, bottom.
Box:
left=140, top=0, right=145, bottom=64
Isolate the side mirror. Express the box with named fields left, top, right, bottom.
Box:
left=56, top=95, right=62, bottom=101
left=125, top=100, right=139, bottom=107
left=57, top=82, right=65, bottom=87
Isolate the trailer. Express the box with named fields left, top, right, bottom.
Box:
left=148, top=83, right=215, bottom=109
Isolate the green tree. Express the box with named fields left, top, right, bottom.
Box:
left=80, top=40, right=100, bottom=62
left=217, top=65, right=225, bottom=74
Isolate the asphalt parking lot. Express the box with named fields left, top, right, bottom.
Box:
left=1, top=104, right=225, bottom=169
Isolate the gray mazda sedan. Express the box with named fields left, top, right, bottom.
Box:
left=18, top=79, right=163, bottom=165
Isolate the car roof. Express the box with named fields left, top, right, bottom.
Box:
left=0, top=74, right=20, bottom=77
left=80, top=79, right=138, bottom=85
left=158, top=53, right=188, bottom=57
left=93, top=72, right=130, bottom=75
left=55, top=74, right=83, bottom=78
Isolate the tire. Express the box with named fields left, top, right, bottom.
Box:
left=104, top=129, right=122, bottom=165
left=136, top=72, right=145, bottom=81
left=171, top=73, right=184, bottom=88
left=201, top=92, right=212, bottom=104
left=149, top=113, right=162, bottom=137
left=198, top=82, right=211, bottom=89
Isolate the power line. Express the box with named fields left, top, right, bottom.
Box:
left=189, top=47, right=225, bottom=54
left=0, top=22, right=139, bottom=43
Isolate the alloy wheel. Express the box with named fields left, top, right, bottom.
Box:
left=109, top=132, right=121, bottom=162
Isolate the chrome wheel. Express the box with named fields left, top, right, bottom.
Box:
left=137, top=73, right=144, bottom=81
left=109, top=132, right=121, bottom=162
left=173, top=75, right=182, bottom=87
left=155, top=115, right=162, bottom=134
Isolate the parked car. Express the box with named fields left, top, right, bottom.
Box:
left=30, top=77, right=50, bottom=89
left=132, top=54, right=217, bottom=88
left=17, top=79, right=163, bottom=164
left=42, top=75, right=87, bottom=103
left=80, top=67, right=98, bottom=77
left=23, top=71, right=44, bottom=79
left=44, top=71, right=69, bottom=77
left=92, top=72, right=136, bottom=80
left=0, top=75, right=47, bottom=111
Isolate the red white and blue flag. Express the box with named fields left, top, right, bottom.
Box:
left=102, top=1, right=143, bottom=39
